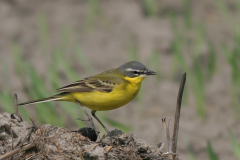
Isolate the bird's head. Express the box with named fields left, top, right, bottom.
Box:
left=119, top=61, right=156, bottom=83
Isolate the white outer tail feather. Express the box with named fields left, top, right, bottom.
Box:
left=18, top=97, right=62, bottom=106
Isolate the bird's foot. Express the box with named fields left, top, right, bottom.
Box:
left=75, top=118, right=91, bottom=121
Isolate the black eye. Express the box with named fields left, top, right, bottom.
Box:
left=133, top=71, right=138, bottom=75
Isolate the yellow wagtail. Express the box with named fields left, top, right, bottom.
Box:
left=18, top=61, right=156, bottom=133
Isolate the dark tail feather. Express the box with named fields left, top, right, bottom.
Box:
left=18, top=95, right=62, bottom=106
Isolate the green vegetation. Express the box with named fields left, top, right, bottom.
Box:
left=169, top=5, right=219, bottom=117
left=207, top=141, right=219, bottom=160
left=85, top=0, right=101, bottom=31
left=216, top=0, right=240, bottom=110
left=140, top=0, right=159, bottom=17
left=228, top=130, right=240, bottom=160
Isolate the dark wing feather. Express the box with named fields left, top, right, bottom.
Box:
left=55, top=78, right=114, bottom=93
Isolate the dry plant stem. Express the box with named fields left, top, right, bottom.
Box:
left=14, top=94, right=19, bottom=117
left=157, top=142, right=165, bottom=151
left=19, top=128, right=34, bottom=148
left=172, top=72, right=186, bottom=160
left=162, top=118, right=173, bottom=159
left=0, top=143, right=34, bottom=160
left=30, top=117, right=38, bottom=129
left=17, top=117, right=38, bottom=148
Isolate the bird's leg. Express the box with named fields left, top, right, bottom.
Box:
left=75, top=100, right=96, bottom=132
left=91, top=110, right=110, bottom=134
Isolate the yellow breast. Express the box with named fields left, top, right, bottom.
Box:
left=68, top=76, right=144, bottom=111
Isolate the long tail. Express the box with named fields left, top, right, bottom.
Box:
left=18, top=93, right=67, bottom=106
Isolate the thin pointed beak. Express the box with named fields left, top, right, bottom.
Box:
left=146, top=70, right=157, bottom=75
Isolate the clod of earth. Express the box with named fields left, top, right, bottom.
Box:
left=0, top=113, right=169, bottom=160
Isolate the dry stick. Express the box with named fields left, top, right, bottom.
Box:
left=14, top=94, right=19, bottom=117
left=172, top=72, right=186, bottom=160
left=13, top=117, right=38, bottom=149
left=20, top=117, right=39, bottom=147
left=30, top=116, right=38, bottom=128
left=1, top=117, right=38, bottom=159
left=162, top=118, right=173, bottom=159
left=0, top=143, right=34, bottom=160
left=12, top=94, right=22, bottom=122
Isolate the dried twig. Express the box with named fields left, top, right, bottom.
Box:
left=172, top=72, right=186, bottom=160
left=14, top=117, right=38, bottom=149
left=162, top=118, right=173, bottom=159
left=157, top=142, right=165, bottom=151
left=10, top=94, right=22, bottom=122
left=0, top=116, right=38, bottom=159
left=19, top=128, right=34, bottom=148
left=30, top=116, right=38, bottom=129
left=14, top=94, right=18, bottom=117
left=0, top=143, right=35, bottom=160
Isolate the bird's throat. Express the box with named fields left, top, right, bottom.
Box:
left=123, top=76, right=146, bottom=84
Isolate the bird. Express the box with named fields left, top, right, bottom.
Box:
left=18, top=61, right=156, bottom=133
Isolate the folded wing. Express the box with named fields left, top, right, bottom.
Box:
left=56, top=78, right=114, bottom=93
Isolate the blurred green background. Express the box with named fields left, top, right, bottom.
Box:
left=0, top=0, right=240, bottom=159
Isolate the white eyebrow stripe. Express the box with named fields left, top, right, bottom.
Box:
left=125, top=68, right=147, bottom=74
left=125, top=68, right=134, bottom=71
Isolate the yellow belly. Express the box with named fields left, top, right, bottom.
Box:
left=67, top=83, right=141, bottom=111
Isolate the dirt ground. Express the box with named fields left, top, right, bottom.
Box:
left=0, top=0, right=239, bottom=160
